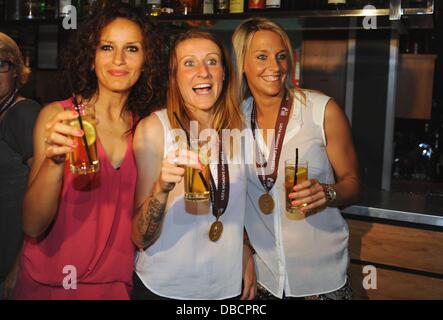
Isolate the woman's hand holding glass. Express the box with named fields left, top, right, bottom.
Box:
left=158, top=149, right=204, bottom=194
left=44, top=110, right=83, bottom=164
left=288, top=179, right=327, bottom=215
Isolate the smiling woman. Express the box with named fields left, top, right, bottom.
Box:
left=14, top=5, right=167, bottom=300
left=232, top=18, right=360, bottom=300
left=243, top=30, right=289, bottom=101
left=130, top=30, right=256, bottom=300
left=62, top=7, right=166, bottom=119
left=175, top=38, right=225, bottom=117
left=94, top=19, right=145, bottom=97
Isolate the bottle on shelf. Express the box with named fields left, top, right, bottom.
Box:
left=146, top=0, right=161, bottom=16
left=230, top=0, right=244, bottom=13
left=326, top=0, right=348, bottom=10
left=23, top=0, right=41, bottom=19
left=181, top=0, right=198, bottom=15
left=57, top=0, right=84, bottom=18
left=201, top=0, right=213, bottom=14
left=215, top=0, right=229, bottom=14
left=247, top=0, right=265, bottom=10
left=160, top=0, right=177, bottom=15
left=265, top=0, right=281, bottom=9
left=58, top=0, right=71, bottom=17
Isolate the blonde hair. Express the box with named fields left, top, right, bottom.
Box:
left=232, top=17, right=304, bottom=104
left=166, top=30, right=244, bottom=132
left=0, top=32, right=30, bottom=88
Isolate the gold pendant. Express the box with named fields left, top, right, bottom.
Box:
left=259, top=193, right=274, bottom=215
left=209, top=220, right=223, bottom=242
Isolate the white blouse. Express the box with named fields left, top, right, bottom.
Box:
left=243, top=90, right=350, bottom=298
left=135, top=109, right=247, bottom=300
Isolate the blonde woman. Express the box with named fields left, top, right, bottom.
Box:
left=0, top=32, right=41, bottom=300
left=132, top=30, right=256, bottom=300
left=232, top=18, right=360, bottom=300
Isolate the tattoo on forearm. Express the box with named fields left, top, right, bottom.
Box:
left=138, top=195, right=166, bottom=247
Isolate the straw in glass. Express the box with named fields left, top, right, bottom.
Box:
left=293, top=148, right=299, bottom=187
left=72, top=95, right=93, bottom=166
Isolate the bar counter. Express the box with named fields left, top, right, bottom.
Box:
left=341, top=188, right=443, bottom=299
left=343, top=188, right=443, bottom=228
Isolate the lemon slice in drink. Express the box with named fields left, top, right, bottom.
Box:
left=70, top=120, right=96, bottom=145
left=296, top=167, right=307, bottom=176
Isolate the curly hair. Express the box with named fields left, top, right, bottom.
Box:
left=61, top=5, right=167, bottom=120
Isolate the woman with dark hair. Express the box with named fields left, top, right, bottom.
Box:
left=0, top=32, right=41, bottom=300
left=131, top=30, right=256, bottom=300
left=14, top=5, right=167, bottom=300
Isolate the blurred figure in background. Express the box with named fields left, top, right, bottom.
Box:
left=0, top=32, right=41, bottom=299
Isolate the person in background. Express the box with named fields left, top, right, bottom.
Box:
left=0, top=32, right=41, bottom=300
left=131, top=30, right=256, bottom=300
left=14, top=5, right=166, bottom=300
left=232, top=18, right=361, bottom=300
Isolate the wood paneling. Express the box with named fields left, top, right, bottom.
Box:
left=349, top=263, right=443, bottom=300
left=348, top=219, right=443, bottom=275
left=301, top=38, right=348, bottom=107
left=395, top=54, right=437, bottom=119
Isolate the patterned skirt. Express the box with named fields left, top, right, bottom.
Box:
left=256, top=278, right=353, bottom=300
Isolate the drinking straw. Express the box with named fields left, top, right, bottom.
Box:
left=293, top=148, right=299, bottom=187
left=67, top=73, right=93, bottom=166
left=173, top=112, right=210, bottom=191
left=72, top=95, right=93, bottom=166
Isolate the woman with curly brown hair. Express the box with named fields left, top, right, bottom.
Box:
left=14, top=5, right=167, bottom=300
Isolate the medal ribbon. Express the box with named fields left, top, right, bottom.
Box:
left=251, top=93, right=292, bottom=194
left=208, top=137, right=230, bottom=221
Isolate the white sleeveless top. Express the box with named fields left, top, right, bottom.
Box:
left=243, top=90, right=349, bottom=298
left=135, top=109, right=247, bottom=300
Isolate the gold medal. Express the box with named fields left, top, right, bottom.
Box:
left=259, top=193, right=274, bottom=215
left=209, top=220, right=223, bottom=242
